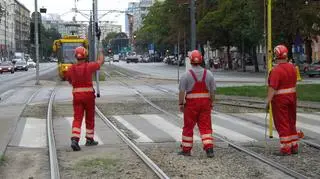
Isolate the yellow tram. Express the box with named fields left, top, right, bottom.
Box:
left=52, top=35, right=89, bottom=80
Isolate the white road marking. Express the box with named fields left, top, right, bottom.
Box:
left=65, top=117, right=103, bottom=145
left=213, top=125, right=257, bottom=142
left=214, top=112, right=279, bottom=138
left=140, top=114, right=201, bottom=141
left=113, top=115, right=153, bottom=143
left=18, top=118, right=47, bottom=148
left=248, top=113, right=320, bottom=135
left=179, top=112, right=258, bottom=142
left=297, top=113, right=320, bottom=122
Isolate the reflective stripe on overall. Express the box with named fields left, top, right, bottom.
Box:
left=182, top=69, right=214, bottom=152
left=71, top=63, right=96, bottom=141
left=271, top=64, right=298, bottom=154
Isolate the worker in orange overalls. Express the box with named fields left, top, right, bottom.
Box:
left=65, top=46, right=104, bottom=151
left=178, top=50, right=216, bottom=158
left=266, top=44, right=299, bottom=155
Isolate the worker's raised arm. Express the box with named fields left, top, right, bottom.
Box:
left=97, top=51, right=104, bottom=66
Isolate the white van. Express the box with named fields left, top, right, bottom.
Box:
left=113, top=54, right=119, bottom=62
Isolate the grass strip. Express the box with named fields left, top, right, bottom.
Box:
left=216, top=84, right=320, bottom=102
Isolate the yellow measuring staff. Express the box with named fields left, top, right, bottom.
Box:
left=267, top=0, right=273, bottom=138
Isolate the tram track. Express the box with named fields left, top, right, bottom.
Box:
left=47, top=88, right=60, bottom=179
left=106, top=67, right=314, bottom=179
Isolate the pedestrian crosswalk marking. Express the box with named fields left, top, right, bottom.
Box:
left=297, top=113, right=320, bottom=122
left=18, top=118, right=47, bottom=148
left=113, top=115, right=154, bottom=143
left=214, top=112, right=279, bottom=138
left=247, top=113, right=320, bottom=135
left=178, top=113, right=257, bottom=142
left=213, top=125, right=257, bottom=142
left=140, top=114, right=201, bottom=141
left=65, top=117, right=103, bottom=146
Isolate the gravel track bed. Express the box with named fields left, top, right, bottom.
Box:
left=138, top=143, right=291, bottom=179
left=244, top=142, right=320, bottom=178
left=58, top=145, right=157, bottom=179
left=0, top=147, right=50, bottom=179
left=22, top=104, right=48, bottom=119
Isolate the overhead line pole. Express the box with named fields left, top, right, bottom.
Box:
left=190, top=0, right=196, bottom=50
left=93, top=0, right=100, bottom=97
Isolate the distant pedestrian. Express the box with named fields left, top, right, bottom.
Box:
left=266, top=45, right=299, bottom=155
left=178, top=50, right=216, bottom=158
left=65, top=46, right=104, bottom=151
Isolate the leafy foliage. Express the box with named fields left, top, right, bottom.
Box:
left=135, top=0, right=320, bottom=65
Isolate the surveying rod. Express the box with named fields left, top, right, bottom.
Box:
left=267, top=0, right=273, bottom=138
left=93, top=0, right=100, bottom=97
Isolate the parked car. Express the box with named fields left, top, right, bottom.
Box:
left=27, top=59, right=36, bottom=68
left=14, top=61, right=28, bottom=71
left=0, top=61, right=15, bottom=74
left=305, top=61, right=320, bottom=77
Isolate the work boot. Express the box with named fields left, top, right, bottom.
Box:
left=71, top=139, right=81, bottom=151
left=85, top=138, right=99, bottom=146
left=291, top=144, right=299, bottom=154
left=177, top=150, right=191, bottom=156
left=206, top=148, right=215, bottom=158
left=275, top=147, right=291, bottom=156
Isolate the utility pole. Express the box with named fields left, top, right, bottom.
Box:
left=177, top=31, right=180, bottom=84
left=35, top=0, right=40, bottom=85
left=93, top=0, right=100, bottom=97
left=190, top=0, right=196, bottom=50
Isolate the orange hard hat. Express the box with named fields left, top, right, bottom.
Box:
left=74, top=46, right=88, bottom=59
left=190, top=50, right=203, bottom=64
left=274, top=45, right=288, bottom=60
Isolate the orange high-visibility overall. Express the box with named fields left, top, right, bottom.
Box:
left=269, top=63, right=298, bottom=154
left=66, top=62, right=100, bottom=142
left=182, top=69, right=214, bottom=152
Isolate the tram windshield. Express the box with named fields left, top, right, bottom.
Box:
left=59, top=43, right=83, bottom=64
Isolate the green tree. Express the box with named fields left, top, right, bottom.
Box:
left=272, top=0, right=320, bottom=63
left=102, top=32, right=118, bottom=51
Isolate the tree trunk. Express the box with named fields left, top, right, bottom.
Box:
left=305, top=39, right=312, bottom=64
left=227, top=45, right=232, bottom=70
left=242, top=36, right=246, bottom=72
left=253, top=46, right=259, bottom=72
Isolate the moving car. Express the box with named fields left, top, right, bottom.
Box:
left=305, top=61, right=320, bottom=77
left=14, top=61, right=28, bottom=71
left=113, top=54, right=120, bottom=62
left=126, top=52, right=139, bottom=63
left=0, top=61, right=15, bottom=74
left=27, top=59, right=36, bottom=68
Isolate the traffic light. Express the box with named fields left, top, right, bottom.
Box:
left=108, top=48, right=112, bottom=54
left=30, top=22, right=41, bottom=44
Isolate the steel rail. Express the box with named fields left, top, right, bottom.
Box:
left=47, top=88, right=60, bottom=179
left=95, top=107, right=170, bottom=179
left=112, top=69, right=309, bottom=179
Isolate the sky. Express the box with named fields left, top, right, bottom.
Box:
left=21, top=0, right=139, bottom=32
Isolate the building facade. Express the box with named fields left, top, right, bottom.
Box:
left=14, top=0, right=30, bottom=53
left=42, top=14, right=88, bottom=38
left=100, top=22, right=121, bottom=39
left=0, top=0, right=15, bottom=60
left=312, top=36, right=320, bottom=62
